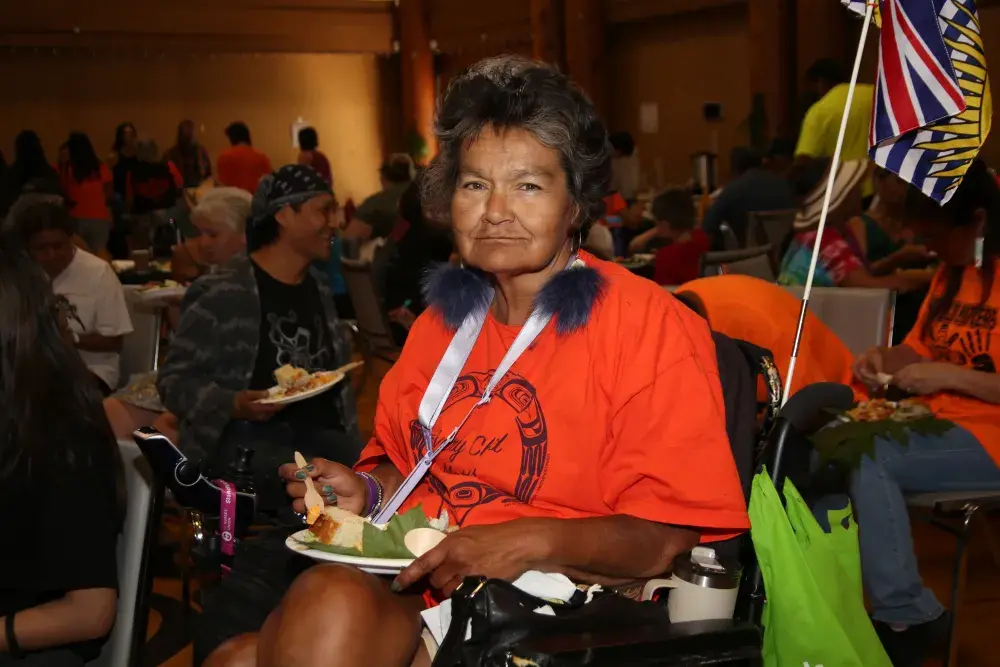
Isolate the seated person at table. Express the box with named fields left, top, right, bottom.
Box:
left=701, top=145, right=797, bottom=249
left=156, top=165, right=362, bottom=664
left=674, top=274, right=854, bottom=397
left=342, top=154, right=414, bottom=242
left=847, top=166, right=934, bottom=274
left=14, top=198, right=133, bottom=395
left=646, top=188, right=711, bottom=285
left=104, top=187, right=253, bottom=441
left=628, top=186, right=700, bottom=256
left=851, top=160, right=1000, bottom=667
left=207, top=55, right=749, bottom=667
left=778, top=159, right=929, bottom=294
left=0, top=244, right=125, bottom=665
left=384, top=181, right=454, bottom=345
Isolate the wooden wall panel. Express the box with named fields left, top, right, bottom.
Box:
left=0, top=52, right=387, bottom=202
left=3, top=0, right=393, bottom=53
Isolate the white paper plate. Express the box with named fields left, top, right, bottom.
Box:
left=285, top=529, right=413, bottom=575
left=256, top=371, right=345, bottom=405
left=136, top=286, right=187, bottom=304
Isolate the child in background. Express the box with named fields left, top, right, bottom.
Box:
left=648, top=187, right=711, bottom=286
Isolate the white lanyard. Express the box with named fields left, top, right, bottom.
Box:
left=371, top=265, right=568, bottom=525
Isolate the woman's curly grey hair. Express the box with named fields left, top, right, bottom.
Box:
left=420, top=56, right=612, bottom=239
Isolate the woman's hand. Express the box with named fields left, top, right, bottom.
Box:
left=278, top=458, right=367, bottom=514
left=891, top=362, right=959, bottom=396
left=853, top=346, right=886, bottom=386
left=891, top=244, right=934, bottom=267
left=393, top=521, right=550, bottom=597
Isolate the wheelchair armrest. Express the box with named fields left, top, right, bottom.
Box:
left=510, top=617, right=761, bottom=666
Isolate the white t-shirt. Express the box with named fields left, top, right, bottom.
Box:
left=52, top=249, right=133, bottom=389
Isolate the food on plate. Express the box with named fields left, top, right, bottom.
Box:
left=265, top=364, right=337, bottom=400
left=309, top=506, right=366, bottom=550
left=845, top=398, right=932, bottom=423
left=138, top=279, right=182, bottom=292
left=298, top=506, right=455, bottom=558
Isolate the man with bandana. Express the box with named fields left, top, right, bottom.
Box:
left=157, top=165, right=361, bottom=663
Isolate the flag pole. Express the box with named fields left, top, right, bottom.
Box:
left=781, top=1, right=876, bottom=406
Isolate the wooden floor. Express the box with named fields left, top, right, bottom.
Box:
left=149, top=358, right=1000, bottom=666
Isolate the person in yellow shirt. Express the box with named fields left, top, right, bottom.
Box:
left=796, top=59, right=875, bottom=199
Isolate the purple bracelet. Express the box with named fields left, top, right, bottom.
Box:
left=357, top=472, right=383, bottom=519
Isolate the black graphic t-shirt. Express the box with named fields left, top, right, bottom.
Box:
left=250, top=261, right=342, bottom=430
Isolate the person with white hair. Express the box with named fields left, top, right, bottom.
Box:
left=172, top=186, right=252, bottom=281
left=104, top=186, right=253, bottom=442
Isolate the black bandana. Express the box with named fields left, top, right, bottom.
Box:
left=250, top=164, right=332, bottom=228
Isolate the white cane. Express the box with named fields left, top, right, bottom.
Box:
left=781, top=1, right=876, bottom=406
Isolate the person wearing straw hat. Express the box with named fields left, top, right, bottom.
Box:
left=213, top=56, right=750, bottom=667
left=777, top=159, right=930, bottom=294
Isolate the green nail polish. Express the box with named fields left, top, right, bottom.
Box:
left=295, top=471, right=306, bottom=480
left=305, top=464, right=316, bottom=472
left=390, top=580, right=402, bottom=593
left=321, top=485, right=333, bottom=494
left=326, top=494, right=337, bottom=504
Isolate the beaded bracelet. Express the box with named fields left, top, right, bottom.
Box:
left=357, top=472, right=384, bottom=520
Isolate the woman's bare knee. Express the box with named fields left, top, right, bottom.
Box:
left=258, top=565, right=422, bottom=667
left=203, top=633, right=258, bottom=667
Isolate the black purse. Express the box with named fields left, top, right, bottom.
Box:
left=431, top=577, right=669, bottom=667
left=431, top=577, right=763, bottom=667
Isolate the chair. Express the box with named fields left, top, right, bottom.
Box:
left=781, top=286, right=896, bottom=356
left=340, top=258, right=401, bottom=369
left=905, top=490, right=1000, bottom=666
left=701, top=246, right=774, bottom=280
left=119, top=295, right=163, bottom=388
left=86, top=440, right=164, bottom=667
left=718, top=223, right=741, bottom=251
left=747, top=210, right=796, bottom=249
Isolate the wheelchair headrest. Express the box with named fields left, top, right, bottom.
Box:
left=778, top=382, right=854, bottom=432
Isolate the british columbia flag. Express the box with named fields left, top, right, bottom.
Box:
left=841, top=0, right=992, bottom=203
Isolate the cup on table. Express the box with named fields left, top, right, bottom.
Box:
left=132, top=249, right=151, bottom=271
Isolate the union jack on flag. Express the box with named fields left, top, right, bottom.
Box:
left=841, top=0, right=992, bottom=204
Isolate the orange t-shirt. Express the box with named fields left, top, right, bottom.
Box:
left=677, top=275, right=855, bottom=397
left=357, top=255, right=749, bottom=540
left=217, top=145, right=273, bottom=194
left=62, top=164, right=112, bottom=220
left=902, top=262, right=1000, bottom=464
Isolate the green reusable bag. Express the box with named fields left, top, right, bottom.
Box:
left=748, top=469, right=892, bottom=667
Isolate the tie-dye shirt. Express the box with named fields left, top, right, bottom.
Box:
left=777, top=227, right=865, bottom=287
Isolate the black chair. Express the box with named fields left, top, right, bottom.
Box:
left=491, top=381, right=855, bottom=666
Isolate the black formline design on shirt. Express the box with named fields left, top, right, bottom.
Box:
left=408, top=369, right=550, bottom=526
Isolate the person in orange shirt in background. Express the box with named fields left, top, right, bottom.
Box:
left=60, top=132, right=114, bottom=257
left=851, top=160, right=1000, bottom=666
left=674, top=274, right=855, bottom=397
left=216, top=122, right=273, bottom=194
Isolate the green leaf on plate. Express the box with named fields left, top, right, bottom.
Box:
left=293, top=505, right=432, bottom=559
left=811, top=417, right=954, bottom=470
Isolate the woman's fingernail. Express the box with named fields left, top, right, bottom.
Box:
left=390, top=580, right=402, bottom=593
left=295, top=471, right=306, bottom=480
left=305, top=464, right=316, bottom=472
left=325, top=494, right=337, bottom=504
left=321, top=485, right=333, bottom=494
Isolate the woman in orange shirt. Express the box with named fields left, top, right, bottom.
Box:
left=853, top=160, right=1000, bottom=665
left=60, top=132, right=113, bottom=257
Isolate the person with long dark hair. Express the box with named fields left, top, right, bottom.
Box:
left=853, top=160, right=1000, bottom=666
left=0, top=242, right=125, bottom=665
left=106, top=122, right=138, bottom=259
left=0, top=131, right=60, bottom=218
left=166, top=120, right=212, bottom=188
left=60, top=133, right=114, bottom=257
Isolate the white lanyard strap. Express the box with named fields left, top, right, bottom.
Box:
left=371, top=288, right=556, bottom=525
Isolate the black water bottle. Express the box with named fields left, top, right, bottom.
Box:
left=229, top=444, right=256, bottom=495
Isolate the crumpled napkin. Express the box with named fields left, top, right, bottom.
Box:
left=420, top=571, right=603, bottom=645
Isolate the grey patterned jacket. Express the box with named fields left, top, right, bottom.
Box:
left=156, top=254, right=359, bottom=460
